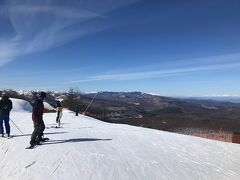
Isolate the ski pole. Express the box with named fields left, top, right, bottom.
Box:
left=10, top=118, right=24, bottom=135
left=84, top=92, right=98, bottom=114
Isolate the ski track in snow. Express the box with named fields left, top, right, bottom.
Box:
left=0, top=99, right=240, bottom=180
left=25, top=161, right=37, bottom=169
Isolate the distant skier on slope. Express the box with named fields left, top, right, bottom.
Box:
left=75, top=108, right=79, bottom=116
left=29, top=92, right=47, bottom=148
left=55, top=100, right=63, bottom=128
left=0, top=92, right=12, bottom=138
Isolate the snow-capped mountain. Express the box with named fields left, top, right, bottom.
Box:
left=0, top=99, right=240, bottom=180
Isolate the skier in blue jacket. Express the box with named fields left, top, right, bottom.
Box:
left=0, top=92, right=12, bottom=137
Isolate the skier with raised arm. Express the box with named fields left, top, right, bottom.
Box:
left=27, top=92, right=47, bottom=148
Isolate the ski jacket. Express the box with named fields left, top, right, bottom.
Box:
left=0, top=97, right=12, bottom=116
left=32, top=99, right=44, bottom=122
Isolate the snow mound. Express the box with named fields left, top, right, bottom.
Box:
left=43, top=102, right=55, bottom=111
left=11, top=98, right=32, bottom=112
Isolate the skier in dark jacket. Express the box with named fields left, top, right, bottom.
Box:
left=29, top=92, right=46, bottom=147
left=0, top=92, right=12, bottom=137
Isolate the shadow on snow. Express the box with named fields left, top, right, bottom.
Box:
left=41, top=138, right=112, bottom=145
left=12, top=132, right=68, bottom=137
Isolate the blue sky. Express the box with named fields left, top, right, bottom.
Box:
left=0, top=0, right=240, bottom=96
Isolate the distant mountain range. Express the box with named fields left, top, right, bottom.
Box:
left=188, top=96, right=240, bottom=103
left=2, top=90, right=240, bottom=133
left=80, top=92, right=240, bottom=133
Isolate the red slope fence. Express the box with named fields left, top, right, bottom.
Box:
left=176, top=128, right=239, bottom=143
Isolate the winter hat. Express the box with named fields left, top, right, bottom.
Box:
left=39, top=91, right=46, bottom=99
left=1, top=92, right=9, bottom=99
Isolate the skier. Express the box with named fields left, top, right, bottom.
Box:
left=55, top=100, right=63, bottom=128
left=75, top=108, right=79, bottom=116
left=0, top=92, right=12, bottom=137
left=29, top=91, right=46, bottom=148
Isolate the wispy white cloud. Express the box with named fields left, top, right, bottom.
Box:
left=0, top=0, right=139, bottom=66
left=67, top=53, right=240, bottom=83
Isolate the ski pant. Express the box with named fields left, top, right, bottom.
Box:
left=30, top=120, right=45, bottom=145
left=0, top=115, right=10, bottom=135
left=56, top=115, right=62, bottom=123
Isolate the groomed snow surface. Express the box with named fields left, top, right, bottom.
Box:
left=1, top=99, right=240, bottom=180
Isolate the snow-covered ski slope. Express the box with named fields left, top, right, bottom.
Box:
left=1, top=99, right=240, bottom=180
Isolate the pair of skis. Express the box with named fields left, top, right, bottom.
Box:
left=25, top=138, right=50, bottom=149
left=1, top=134, right=12, bottom=139
left=26, top=120, right=61, bottom=149
left=1, top=136, right=12, bottom=139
